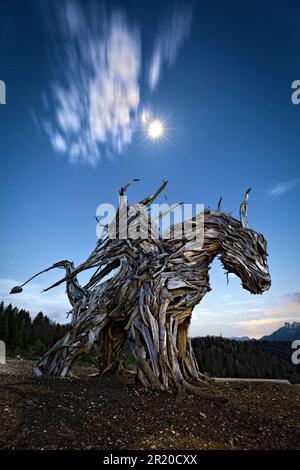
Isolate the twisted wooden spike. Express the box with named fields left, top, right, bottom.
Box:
left=119, top=178, right=142, bottom=196
left=240, top=188, right=251, bottom=228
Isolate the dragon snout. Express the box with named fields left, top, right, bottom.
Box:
left=260, top=274, right=271, bottom=292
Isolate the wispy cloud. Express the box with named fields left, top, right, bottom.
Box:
left=148, top=7, right=192, bottom=91
left=46, top=2, right=141, bottom=166
left=0, top=278, right=70, bottom=323
left=223, top=299, right=263, bottom=307
left=231, top=316, right=299, bottom=338
left=228, top=291, right=300, bottom=337
left=269, top=179, right=299, bottom=197
left=44, top=1, right=193, bottom=166
left=264, top=291, right=300, bottom=316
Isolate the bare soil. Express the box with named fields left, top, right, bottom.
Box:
left=0, top=359, right=299, bottom=450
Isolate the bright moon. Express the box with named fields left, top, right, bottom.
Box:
left=147, top=119, right=164, bottom=140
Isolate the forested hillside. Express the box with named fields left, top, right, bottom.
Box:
left=192, top=336, right=300, bottom=383
left=0, top=302, right=69, bottom=357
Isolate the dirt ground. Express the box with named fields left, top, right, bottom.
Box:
left=0, top=359, right=299, bottom=450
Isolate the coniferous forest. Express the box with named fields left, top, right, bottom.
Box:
left=0, top=303, right=299, bottom=383
left=192, top=336, right=300, bottom=384
left=0, top=302, right=69, bottom=357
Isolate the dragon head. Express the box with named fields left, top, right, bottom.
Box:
left=218, top=189, right=271, bottom=294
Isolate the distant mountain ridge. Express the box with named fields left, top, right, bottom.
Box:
left=260, top=322, right=300, bottom=342
left=227, top=322, right=300, bottom=343
left=229, top=336, right=252, bottom=342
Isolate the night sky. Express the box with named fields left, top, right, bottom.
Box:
left=0, top=0, right=299, bottom=338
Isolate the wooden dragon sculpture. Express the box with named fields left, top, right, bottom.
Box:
left=11, top=181, right=271, bottom=394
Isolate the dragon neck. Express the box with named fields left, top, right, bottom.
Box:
left=202, top=211, right=225, bottom=259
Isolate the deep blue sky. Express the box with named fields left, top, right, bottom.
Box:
left=0, top=0, right=299, bottom=337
